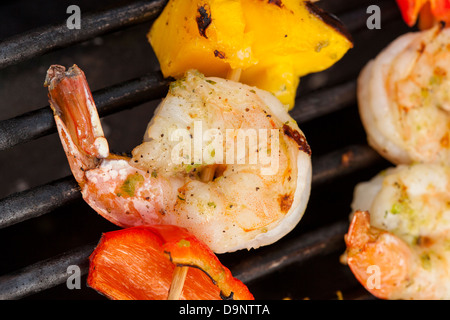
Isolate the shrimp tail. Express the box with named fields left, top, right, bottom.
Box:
left=45, top=65, right=109, bottom=184
left=345, top=211, right=412, bottom=299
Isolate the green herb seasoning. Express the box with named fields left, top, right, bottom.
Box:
left=120, top=173, right=144, bottom=197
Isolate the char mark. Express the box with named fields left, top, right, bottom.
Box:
left=214, top=50, right=226, bottom=59
left=305, top=1, right=353, bottom=44
left=279, top=194, right=294, bottom=213
left=283, top=124, right=311, bottom=156
left=268, top=0, right=283, bottom=7
left=196, top=5, right=212, bottom=39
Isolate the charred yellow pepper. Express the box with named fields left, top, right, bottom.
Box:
left=148, top=0, right=353, bottom=110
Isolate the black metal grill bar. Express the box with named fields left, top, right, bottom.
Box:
left=312, top=144, right=382, bottom=187
left=0, top=222, right=348, bottom=300
left=0, top=0, right=168, bottom=70
left=0, top=77, right=352, bottom=152
left=0, top=71, right=169, bottom=152
left=0, top=144, right=383, bottom=299
left=0, top=224, right=375, bottom=300
left=291, top=80, right=355, bottom=124
left=232, top=220, right=348, bottom=284
left=0, top=244, right=93, bottom=300
left=0, top=142, right=382, bottom=230
left=0, top=176, right=79, bottom=230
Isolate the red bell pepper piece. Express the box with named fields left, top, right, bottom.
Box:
left=87, top=225, right=254, bottom=300
left=433, top=0, right=450, bottom=21
left=396, top=0, right=450, bottom=28
left=396, top=0, right=427, bottom=26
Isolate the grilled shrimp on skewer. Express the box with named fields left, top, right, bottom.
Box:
left=358, top=24, right=450, bottom=165
left=344, top=164, right=450, bottom=299
left=45, top=65, right=312, bottom=254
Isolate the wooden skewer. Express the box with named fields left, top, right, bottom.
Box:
left=200, top=165, right=217, bottom=182
left=167, top=266, right=189, bottom=300
left=166, top=68, right=244, bottom=301
left=226, top=68, right=242, bottom=82
left=198, top=68, right=242, bottom=183
left=167, top=163, right=217, bottom=300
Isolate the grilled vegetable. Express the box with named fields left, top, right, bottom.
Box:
left=87, top=225, right=254, bottom=300
left=148, top=0, right=353, bottom=109
left=396, top=0, right=450, bottom=28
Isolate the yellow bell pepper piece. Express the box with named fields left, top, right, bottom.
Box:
left=148, top=0, right=353, bottom=110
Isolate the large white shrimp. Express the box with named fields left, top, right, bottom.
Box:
left=45, top=65, right=312, bottom=254
left=357, top=24, right=450, bottom=165
left=344, top=163, right=450, bottom=299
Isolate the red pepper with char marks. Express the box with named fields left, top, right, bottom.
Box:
left=87, top=225, right=254, bottom=300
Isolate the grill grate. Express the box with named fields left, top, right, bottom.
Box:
left=0, top=0, right=409, bottom=300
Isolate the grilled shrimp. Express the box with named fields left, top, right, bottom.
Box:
left=358, top=24, right=450, bottom=165
left=45, top=65, right=312, bottom=254
left=344, top=163, right=450, bottom=299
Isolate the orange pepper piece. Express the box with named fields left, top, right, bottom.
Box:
left=87, top=225, right=254, bottom=300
